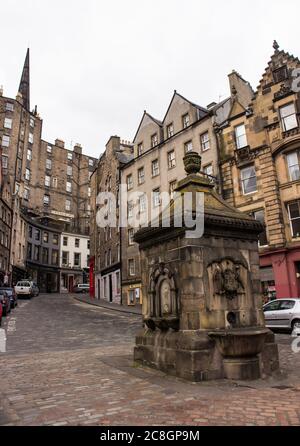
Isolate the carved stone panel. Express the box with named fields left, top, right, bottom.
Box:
left=208, top=258, right=247, bottom=301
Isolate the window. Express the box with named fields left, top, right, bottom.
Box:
left=280, top=103, right=298, bottom=132
left=89, top=159, right=94, bottom=167
left=116, top=271, right=120, bottom=293
left=288, top=201, right=300, bottom=238
left=46, top=159, right=52, bottom=170
left=43, top=194, right=50, bottom=206
left=5, top=103, right=14, bottom=112
left=4, top=118, right=12, bottom=129
left=67, top=152, right=73, bottom=161
left=152, top=159, right=159, bottom=177
left=25, top=168, right=31, bottom=181
left=65, top=199, right=71, bottom=211
left=167, top=150, right=176, bottom=169
left=42, top=248, right=49, bottom=264
left=235, top=124, right=248, bottom=149
left=52, top=177, right=58, bottom=188
left=1, top=156, right=8, bottom=169
left=128, top=228, right=135, bottom=245
left=62, top=251, right=69, bottom=266
left=88, top=187, right=91, bottom=197
left=253, top=210, right=268, bottom=247
left=35, top=230, right=41, bottom=241
left=108, top=249, right=112, bottom=265
left=151, top=133, right=158, bottom=148
left=30, top=117, right=35, bottom=128
left=28, top=133, right=34, bottom=144
left=27, top=243, right=32, bottom=260
left=52, top=250, right=59, bottom=266
left=167, top=123, right=174, bottom=138
left=201, top=132, right=210, bottom=151
left=182, top=113, right=190, bottom=128
left=47, top=145, right=52, bottom=153
left=63, top=236, right=68, bottom=246
left=139, top=194, right=147, bottom=213
left=263, top=300, right=281, bottom=312
left=184, top=140, right=193, bottom=153
left=138, top=167, right=145, bottom=185
left=241, top=165, right=257, bottom=195
left=128, top=201, right=134, bottom=218
left=287, top=152, right=300, bottom=181
left=129, top=289, right=135, bottom=304
left=87, top=240, right=90, bottom=250
left=2, top=135, right=10, bottom=147
left=203, top=164, right=213, bottom=177
left=43, top=232, right=49, bottom=243
left=137, top=143, right=143, bottom=156
left=169, top=180, right=177, bottom=200
left=74, top=252, right=81, bottom=267
left=45, top=175, right=51, bottom=187
left=153, top=188, right=160, bottom=207
left=126, top=174, right=133, bottom=190
left=27, top=149, right=32, bottom=161
left=34, top=246, right=40, bottom=262
left=53, top=234, right=59, bottom=245
left=67, top=166, right=72, bottom=177
left=66, top=181, right=72, bottom=193
left=24, top=188, right=30, bottom=200
left=75, top=238, right=80, bottom=248
left=128, top=259, right=135, bottom=276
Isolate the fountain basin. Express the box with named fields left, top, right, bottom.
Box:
left=208, top=327, right=269, bottom=380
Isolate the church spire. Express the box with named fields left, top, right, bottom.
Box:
left=18, top=48, right=30, bottom=111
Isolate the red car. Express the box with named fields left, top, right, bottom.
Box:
left=0, top=290, right=11, bottom=317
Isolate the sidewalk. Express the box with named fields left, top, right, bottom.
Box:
left=72, top=294, right=142, bottom=315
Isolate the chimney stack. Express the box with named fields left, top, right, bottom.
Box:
left=55, top=138, right=65, bottom=148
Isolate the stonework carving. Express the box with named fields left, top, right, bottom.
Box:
left=145, top=263, right=179, bottom=331
left=209, top=258, right=246, bottom=300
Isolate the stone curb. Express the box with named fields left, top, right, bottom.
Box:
left=72, top=294, right=142, bottom=316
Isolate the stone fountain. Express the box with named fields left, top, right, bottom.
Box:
left=134, top=151, right=279, bottom=381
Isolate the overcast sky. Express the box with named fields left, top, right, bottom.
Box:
left=1, top=0, right=300, bottom=158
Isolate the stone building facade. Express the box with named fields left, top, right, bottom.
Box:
left=92, top=136, right=133, bottom=303
left=218, top=42, right=300, bottom=299
left=26, top=218, right=61, bottom=293
left=0, top=178, right=13, bottom=285
left=0, top=49, right=95, bottom=284
left=120, top=86, right=253, bottom=307
left=60, top=231, right=90, bottom=292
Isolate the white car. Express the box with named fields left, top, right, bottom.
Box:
left=15, top=281, right=39, bottom=299
left=263, top=298, right=300, bottom=332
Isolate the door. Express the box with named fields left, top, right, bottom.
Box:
left=109, top=275, right=113, bottom=303
left=98, top=279, right=100, bottom=300
left=276, top=300, right=296, bottom=329
left=263, top=300, right=281, bottom=328
left=68, top=276, right=74, bottom=293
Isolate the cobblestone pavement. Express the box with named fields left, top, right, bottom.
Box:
left=0, top=294, right=300, bottom=426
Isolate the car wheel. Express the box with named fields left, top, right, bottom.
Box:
left=292, top=319, right=300, bottom=333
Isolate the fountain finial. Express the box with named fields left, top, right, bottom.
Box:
left=183, top=151, right=202, bottom=176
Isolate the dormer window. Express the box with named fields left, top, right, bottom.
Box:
left=280, top=103, right=298, bottom=132
left=167, top=123, right=174, bottom=138
left=137, top=143, right=143, bottom=156
left=182, top=113, right=190, bottom=129
left=235, top=124, right=248, bottom=149
left=151, top=133, right=158, bottom=148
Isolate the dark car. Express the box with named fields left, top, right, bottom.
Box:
left=0, top=290, right=11, bottom=317
left=0, top=287, right=18, bottom=309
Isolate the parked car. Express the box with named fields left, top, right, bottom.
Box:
left=263, top=298, right=300, bottom=332
left=0, top=290, right=11, bottom=316
left=15, top=281, right=39, bottom=299
left=0, top=287, right=18, bottom=309
left=74, top=284, right=90, bottom=294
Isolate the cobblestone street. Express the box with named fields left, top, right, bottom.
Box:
left=0, top=294, right=300, bottom=426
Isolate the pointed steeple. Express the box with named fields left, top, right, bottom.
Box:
left=18, top=48, right=30, bottom=111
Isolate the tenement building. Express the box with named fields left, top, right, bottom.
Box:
left=0, top=178, right=13, bottom=285
left=91, top=136, right=133, bottom=303
left=0, top=49, right=96, bottom=286
left=218, top=41, right=300, bottom=299
left=60, top=231, right=90, bottom=292
left=120, top=85, right=253, bottom=307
